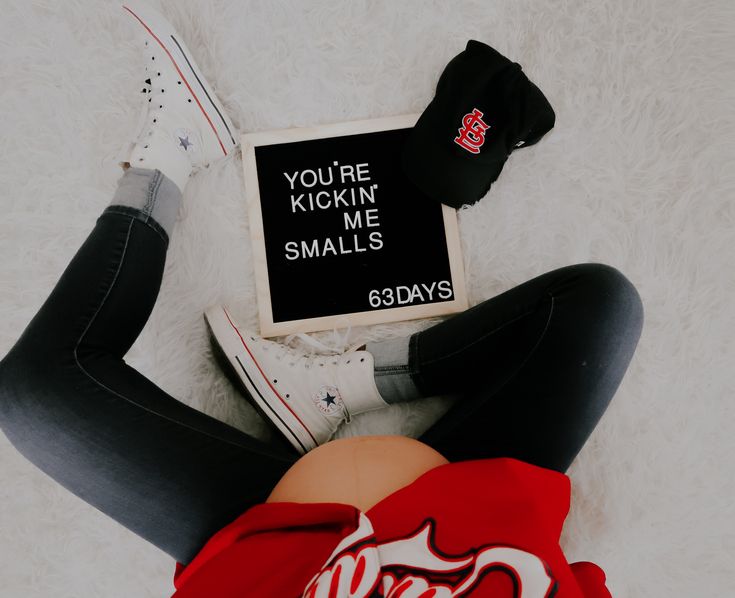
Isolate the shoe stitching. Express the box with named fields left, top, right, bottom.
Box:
left=71, top=215, right=291, bottom=462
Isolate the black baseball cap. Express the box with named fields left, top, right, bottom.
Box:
left=402, top=40, right=555, bottom=209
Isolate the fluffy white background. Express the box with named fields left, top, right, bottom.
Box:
left=0, top=0, right=733, bottom=596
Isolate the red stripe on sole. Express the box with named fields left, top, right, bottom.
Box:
left=221, top=308, right=318, bottom=447
left=123, top=5, right=228, bottom=156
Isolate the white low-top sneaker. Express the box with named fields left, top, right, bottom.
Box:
left=120, top=1, right=238, bottom=191
left=204, top=306, right=389, bottom=454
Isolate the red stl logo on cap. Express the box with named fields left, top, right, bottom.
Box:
left=454, top=108, right=491, bottom=154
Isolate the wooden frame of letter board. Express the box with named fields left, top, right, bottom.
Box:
left=242, top=113, right=468, bottom=337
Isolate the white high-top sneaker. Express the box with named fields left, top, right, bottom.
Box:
left=120, top=1, right=238, bottom=192
left=204, top=306, right=389, bottom=454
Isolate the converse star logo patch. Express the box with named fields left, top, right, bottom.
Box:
left=174, top=127, right=196, bottom=153
left=312, top=386, right=344, bottom=415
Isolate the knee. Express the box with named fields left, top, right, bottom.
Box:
left=0, top=346, right=47, bottom=432
left=0, top=349, right=27, bottom=423
left=564, top=263, right=644, bottom=335
left=0, top=347, right=71, bottom=476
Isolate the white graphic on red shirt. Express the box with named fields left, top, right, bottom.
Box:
left=302, top=514, right=557, bottom=597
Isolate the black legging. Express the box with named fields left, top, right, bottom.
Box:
left=0, top=205, right=643, bottom=564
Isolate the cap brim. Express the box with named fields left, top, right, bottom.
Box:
left=401, top=125, right=507, bottom=209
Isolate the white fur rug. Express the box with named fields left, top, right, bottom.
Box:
left=1, top=1, right=733, bottom=596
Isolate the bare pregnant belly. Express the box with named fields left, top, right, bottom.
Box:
left=266, top=436, right=450, bottom=511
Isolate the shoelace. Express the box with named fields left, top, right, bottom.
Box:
left=258, top=343, right=355, bottom=425
left=261, top=332, right=361, bottom=369
left=284, top=326, right=363, bottom=355
left=262, top=328, right=362, bottom=426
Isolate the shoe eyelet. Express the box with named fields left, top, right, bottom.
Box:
left=148, top=98, right=151, bottom=102
left=286, top=394, right=290, bottom=398
left=346, top=360, right=350, bottom=364
left=143, top=145, right=148, bottom=149
left=273, top=379, right=277, bottom=383
left=153, top=118, right=157, bottom=123
left=159, top=105, right=162, bottom=108
left=151, top=56, right=155, bottom=60
left=360, top=358, right=365, bottom=362
left=187, top=99, right=192, bottom=103
left=177, top=81, right=182, bottom=85
left=138, top=158, right=144, bottom=161
left=161, top=89, right=164, bottom=93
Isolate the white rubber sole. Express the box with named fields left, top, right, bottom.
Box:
left=203, top=306, right=317, bottom=455
left=122, top=1, right=238, bottom=160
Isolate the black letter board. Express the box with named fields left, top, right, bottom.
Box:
left=242, top=114, right=468, bottom=337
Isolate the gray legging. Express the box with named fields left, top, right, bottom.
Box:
left=0, top=169, right=643, bottom=564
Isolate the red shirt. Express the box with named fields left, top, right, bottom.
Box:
left=172, top=458, right=611, bottom=597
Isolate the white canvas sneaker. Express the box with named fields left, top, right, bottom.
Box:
left=204, top=306, right=389, bottom=454
left=120, top=1, right=238, bottom=192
